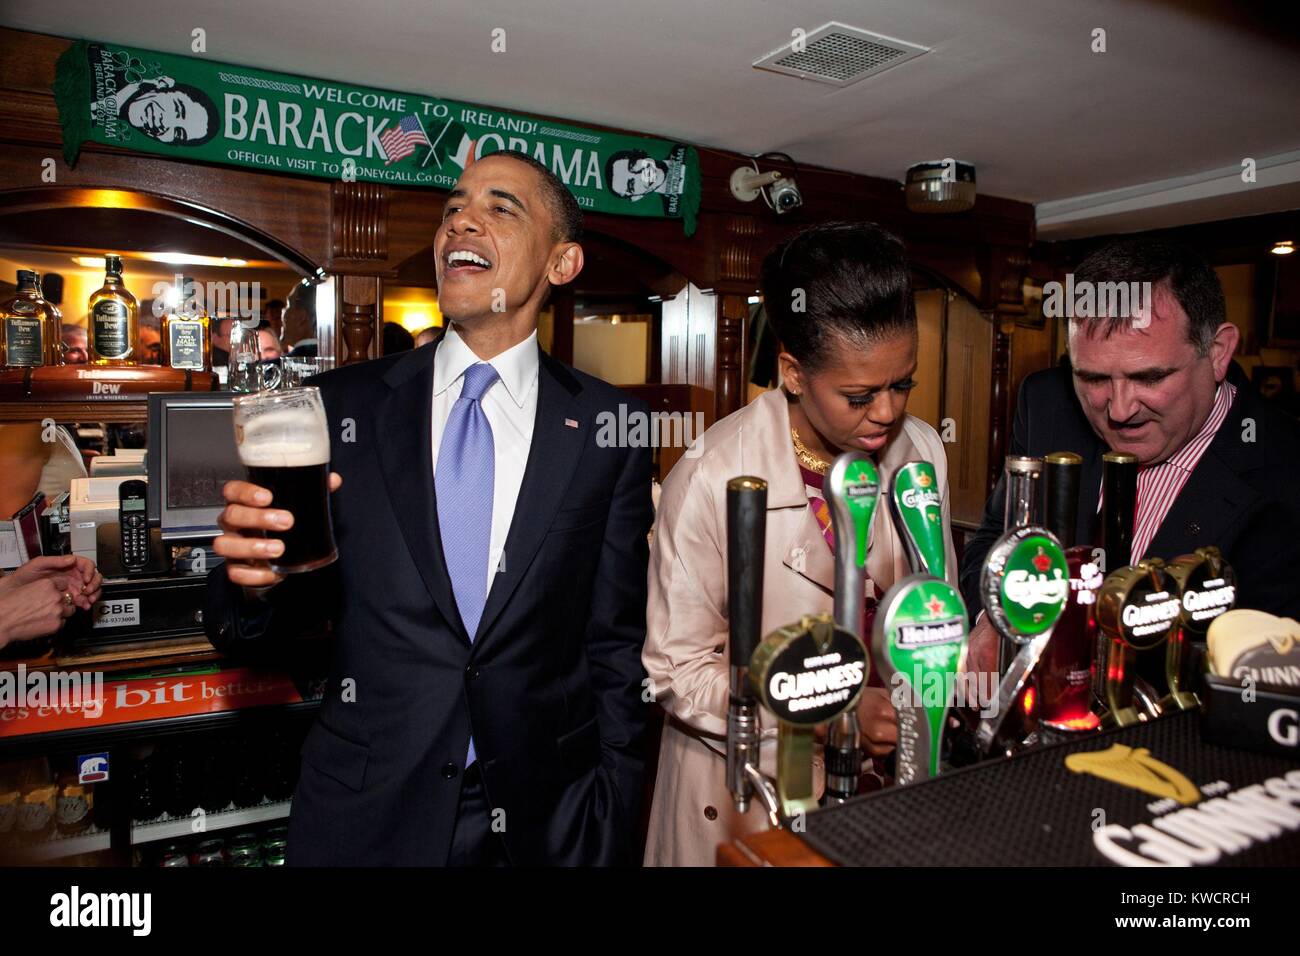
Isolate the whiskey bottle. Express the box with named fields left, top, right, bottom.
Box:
left=160, top=274, right=212, bottom=371
left=0, top=270, right=58, bottom=367
left=88, top=255, right=139, bottom=365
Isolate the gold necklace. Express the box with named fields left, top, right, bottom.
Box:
left=790, top=426, right=830, bottom=476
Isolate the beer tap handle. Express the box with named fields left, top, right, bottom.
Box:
left=890, top=460, right=948, bottom=580
left=823, top=453, right=879, bottom=804
left=726, top=477, right=767, bottom=813
left=825, top=453, right=880, bottom=635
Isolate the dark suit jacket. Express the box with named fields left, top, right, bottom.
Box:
left=959, top=364, right=1300, bottom=621
left=205, top=338, right=653, bottom=865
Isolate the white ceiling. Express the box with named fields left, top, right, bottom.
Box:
left=5, top=0, right=1299, bottom=237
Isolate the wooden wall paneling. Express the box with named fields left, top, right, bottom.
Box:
left=911, top=289, right=945, bottom=430
left=942, top=296, right=994, bottom=529
left=1008, top=319, right=1054, bottom=418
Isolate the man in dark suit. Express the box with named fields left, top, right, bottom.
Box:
left=206, top=151, right=653, bottom=865
left=961, top=239, right=1300, bottom=671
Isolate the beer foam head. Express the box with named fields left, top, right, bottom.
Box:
left=236, top=404, right=329, bottom=467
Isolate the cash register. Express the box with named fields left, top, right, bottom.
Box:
left=66, top=391, right=243, bottom=649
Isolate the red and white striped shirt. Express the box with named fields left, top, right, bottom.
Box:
left=1098, top=381, right=1236, bottom=564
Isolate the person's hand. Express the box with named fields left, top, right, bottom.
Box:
left=855, top=686, right=898, bottom=757
left=0, top=555, right=102, bottom=611
left=0, top=577, right=77, bottom=650
left=213, top=474, right=342, bottom=595
left=965, top=615, right=1000, bottom=676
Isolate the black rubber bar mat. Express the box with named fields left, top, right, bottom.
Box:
left=801, top=710, right=1300, bottom=866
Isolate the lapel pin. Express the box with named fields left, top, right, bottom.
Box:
left=564, top=418, right=579, bottom=428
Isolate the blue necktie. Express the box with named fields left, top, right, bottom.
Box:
left=436, top=361, right=498, bottom=768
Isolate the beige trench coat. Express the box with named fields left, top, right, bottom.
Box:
left=642, top=388, right=957, bottom=866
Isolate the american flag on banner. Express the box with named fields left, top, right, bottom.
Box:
left=379, top=114, right=431, bottom=165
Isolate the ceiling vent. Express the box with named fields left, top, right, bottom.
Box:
left=752, top=22, right=929, bottom=86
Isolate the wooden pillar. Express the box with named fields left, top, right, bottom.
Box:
left=715, top=294, right=748, bottom=420
left=978, top=245, right=1029, bottom=494
left=713, top=214, right=763, bottom=420
left=328, top=181, right=393, bottom=364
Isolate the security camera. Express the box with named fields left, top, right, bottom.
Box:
left=768, top=177, right=802, bottom=214
left=730, top=164, right=803, bottom=214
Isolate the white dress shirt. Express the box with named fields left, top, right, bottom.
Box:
left=430, top=327, right=539, bottom=596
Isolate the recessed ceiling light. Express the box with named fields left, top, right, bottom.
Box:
left=1271, top=240, right=1295, bottom=256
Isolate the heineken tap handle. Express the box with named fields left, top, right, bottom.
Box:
left=726, top=477, right=767, bottom=814
left=822, top=453, right=880, bottom=804
left=890, top=460, right=948, bottom=580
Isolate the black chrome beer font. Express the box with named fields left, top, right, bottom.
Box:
left=822, top=453, right=881, bottom=804
left=873, top=460, right=969, bottom=784
left=724, top=477, right=776, bottom=822
left=976, top=456, right=1069, bottom=755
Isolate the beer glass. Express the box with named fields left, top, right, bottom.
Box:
left=231, top=386, right=338, bottom=574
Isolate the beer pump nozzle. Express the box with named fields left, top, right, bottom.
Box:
left=726, top=477, right=767, bottom=814
left=822, top=453, right=880, bottom=804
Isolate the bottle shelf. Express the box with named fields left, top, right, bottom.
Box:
left=0, top=365, right=216, bottom=407
left=131, top=798, right=292, bottom=845
left=19, top=824, right=113, bottom=862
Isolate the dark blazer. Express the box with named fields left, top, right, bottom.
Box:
left=959, top=363, right=1300, bottom=621
left=206, top=337, right=653, bottom=865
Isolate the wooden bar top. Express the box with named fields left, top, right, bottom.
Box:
left=717, top=827, right=833, bottom=867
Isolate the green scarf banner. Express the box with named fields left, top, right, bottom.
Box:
left=54, top=39, right=700, bottom=234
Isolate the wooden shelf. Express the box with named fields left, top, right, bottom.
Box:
left=0, top=365, right=216, bottom=416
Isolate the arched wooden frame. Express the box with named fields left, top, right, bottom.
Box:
left=0, top=186, right=320, bottom=277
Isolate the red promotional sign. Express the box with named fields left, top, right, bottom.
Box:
left=0, top=667, right=303, bottom=738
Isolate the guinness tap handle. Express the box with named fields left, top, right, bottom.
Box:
left=727, top=477, right=768, bottom=671
left=726, top=477, right=767, bottom=814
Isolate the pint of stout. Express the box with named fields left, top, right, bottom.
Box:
left=232, top=386, right=338, bottom=574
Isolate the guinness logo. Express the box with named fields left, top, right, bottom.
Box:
left=1065, top=744, right=1200, bottom=806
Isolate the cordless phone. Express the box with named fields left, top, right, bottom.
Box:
left=118, top=479, right=149, bottom=573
